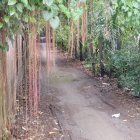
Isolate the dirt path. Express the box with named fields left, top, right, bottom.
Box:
left=39, top=51, right=140, bottom=140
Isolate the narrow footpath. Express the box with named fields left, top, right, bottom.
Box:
left=36, top=50, right=140, bottom=140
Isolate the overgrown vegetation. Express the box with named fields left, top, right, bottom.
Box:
left=0, top=0, right=140, bottom=139
left=57, top=0, right=140, bottom=95
left=0, top=0, right=83, bottom=139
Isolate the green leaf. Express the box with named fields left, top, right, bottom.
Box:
left=43, top=0, right=54, bottom=6
left=72, top=8, right=83, bottom=21
left=128, top=11, right=132, bottom=17
left=4, top=16, right=10, bottom=23
left=51, top=4, right=59, bottom=15
left=16, top=3, right=23, bottom=12
left=134, top=9, right=139, bottom=15
left=0, top=43, right=3, bottom=49
left=56, top=0, right=63, bottom=4
left=26, top=4, right=32, bottom=10
left=59, top=4, right=71, bottom=18
left=15, top=13, right=19, bottom=18
left=120, top=26, right=125, bottom=32
left=0, top=42, right=9, bottom=51
left=9, top=7, right=16, bottom=16
left=121, top=0, right=125, bottom=4
left=133, top=2, right=139, bottom=8
left=50, top=16, right=60, bottom=29
left=80, top=0, right=86, bottom=3
left=4, top=42, right=9, bottom=51
left=8, top=0, right=17, bottom=5
left=42, top=11, right=53, bottom=21
left=24, top=15, right=29, bottom=22
left=21, top=0, right=28, bottom=6
left=30, top=17, right=36, bottom=23
left=0, top=22, right=3, bottom=29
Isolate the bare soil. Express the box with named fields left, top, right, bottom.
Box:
left=25, top=51, right=140, bottom=140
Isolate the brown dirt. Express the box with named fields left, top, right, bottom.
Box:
left=19, top=51, right=140, bottom=140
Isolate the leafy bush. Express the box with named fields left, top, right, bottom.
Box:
left=56, top=25, right=70, bottom=51
left=111, top=46, right=140, bottom=95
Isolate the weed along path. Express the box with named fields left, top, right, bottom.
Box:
left=38, top=51, right=140, bottom=140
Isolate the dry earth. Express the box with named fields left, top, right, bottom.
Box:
left=25, top=49, right=140, bottom=140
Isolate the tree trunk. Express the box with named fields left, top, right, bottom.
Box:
left=99, top=35, right=104, bottom=77
left=80, top=40, right=83, bottom=61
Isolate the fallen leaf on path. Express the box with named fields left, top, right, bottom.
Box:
left=54, top=120, right=58, bottom=125
left=53, top=128, right=59, bottom=131
left=49, top=131, right=57, bottom=135
left=128, top=115, right=135, bottom=118
left=112, top=113, right=120, bottom=118
left=60, top=135, right=64, bottom=139
left=83, top=86, right=91, bottom=89
left=22, top=126, right=28, bottom=131
left=102, top=83, right=110, bottom=86
left=38, top=111, right=43, bottom=115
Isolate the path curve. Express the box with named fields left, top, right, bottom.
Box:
left=41, top=52, right=138, bottom=140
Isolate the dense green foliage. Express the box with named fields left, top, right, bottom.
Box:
left=56, top=25, right=70, bottom=51
left=56, top=0, right=140, bottom=95
left=0, top=1, right=84, bottom=138
left=112, top=47, right=140, bottom=95
left=89, top=0, right=140, bottom=95
left=0, top=0, right=82, bottom=49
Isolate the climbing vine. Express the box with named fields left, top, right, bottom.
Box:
left=0, top=0, right=84, bottom=139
